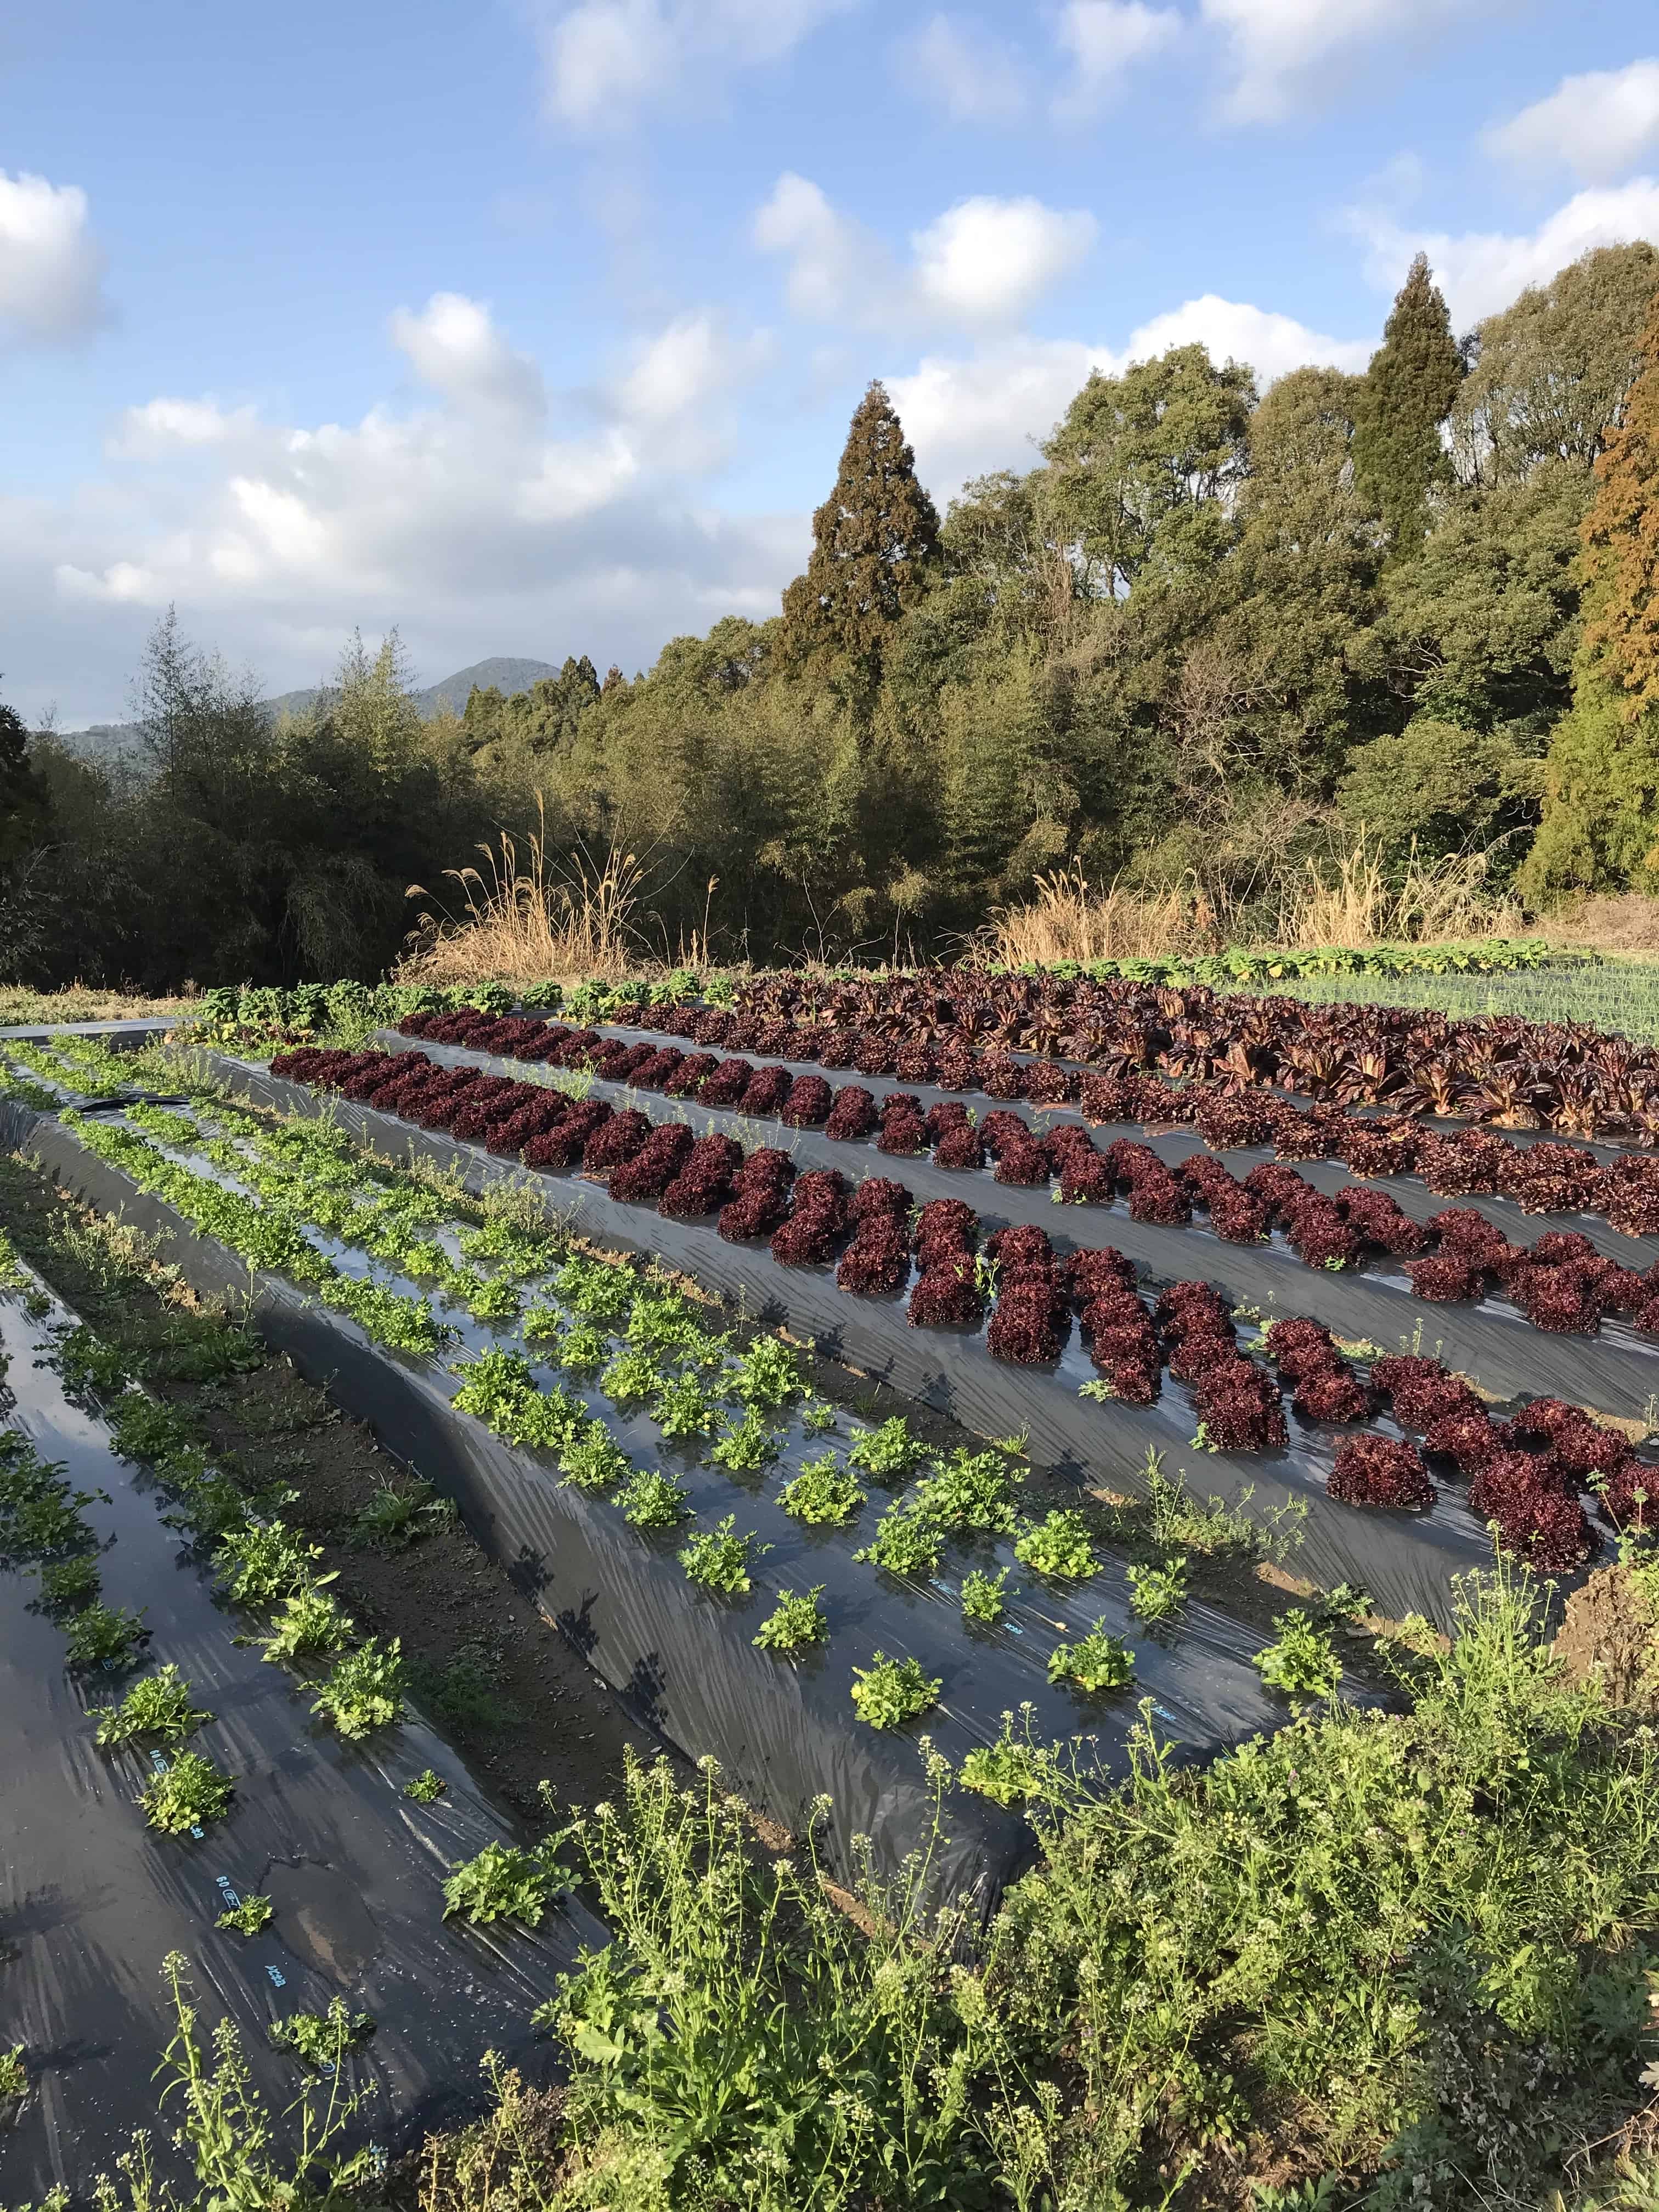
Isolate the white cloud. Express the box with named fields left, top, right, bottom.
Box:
left=112, top=399, right=259, bottom=455
left=890, top=298, right=1369, bottom=493
left=1352, top=177, right=1659, bottom=326
left=390, top=292, right=545, bottom=425
left=540, top=0, right=855, bottom=128
left=1201, top=0, right=1487, bottom=125
left=1056, top=2, right=1180, bottom=114
left=0, top=170, right=109, bottom=346
left=1484, top=60, right=1659, bottom=188
left=900, top=12, right=1030, bottom=122
left=756, top=176, right=1095, bottom=331
left=911, top=198, right=1096, bottom=326
left=11, top=291, right=799, bottom=726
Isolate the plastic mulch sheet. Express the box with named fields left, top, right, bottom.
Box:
left=5, top=1088, right=1298, bottom=1931
left=0, top=1250, right=605, bottom=2205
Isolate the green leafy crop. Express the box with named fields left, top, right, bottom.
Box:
left=752, top=1586, right=829, bottom=1656
left=1014, top=1511, right=1098, bottom=1582
left=850, top=1651, right=942, bottom=1730
left=777, top=1452, right=865, bottom=1526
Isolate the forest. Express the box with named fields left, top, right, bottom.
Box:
left=5, top=238, right=1659, bottom=991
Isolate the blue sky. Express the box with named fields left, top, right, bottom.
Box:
left=3, top=0, right=1658, bottom=723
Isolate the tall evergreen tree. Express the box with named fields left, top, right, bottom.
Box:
left=1581, top=281, right=1659, bottom=718
left=1352, top=252, right=1464, bottom=557
left=1520, top=287, right=1659, bottom=900
left=781, top=380, right=940, bottom=702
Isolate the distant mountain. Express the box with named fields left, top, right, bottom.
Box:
left=54, top=655, right=565, bottom=758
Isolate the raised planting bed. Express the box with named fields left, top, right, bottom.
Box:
left=163, top=1047, right=1639, bottom=1627
left=0, top=1080, right=1310, bottom=1914
left=0, top=1244, right=603, bottom=2205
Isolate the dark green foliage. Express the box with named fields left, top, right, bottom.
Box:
left=780, top=380, right=941, bottom=702
left=1352, top=252, right=1465, bottom=556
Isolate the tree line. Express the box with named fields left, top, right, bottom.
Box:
left=4, top=238, right=1659, bottom=989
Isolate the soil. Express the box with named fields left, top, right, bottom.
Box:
left=0, top=1148, right=659, bottom=1831
left=1552, top=1562, right=1659, bottom=1714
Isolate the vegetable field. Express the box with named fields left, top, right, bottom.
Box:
left=7, top=968, right=1659, bottom=2208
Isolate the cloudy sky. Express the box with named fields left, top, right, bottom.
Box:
left=3, top=0, right=1658, bottom=725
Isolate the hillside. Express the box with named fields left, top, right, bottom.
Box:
left=58, top=654, right=562, bottom=757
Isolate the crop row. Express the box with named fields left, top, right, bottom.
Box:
left=535, top=966, right=1659, bottom=1145
left=267, top=1043, right=1649, bottom=1567
left=397, top=1007, right=1659, bottom=1238
left=376, top=1024, right=1659, bottom=1351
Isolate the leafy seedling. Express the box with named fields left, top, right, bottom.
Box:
left=311, top=1639, right=405, bottom=1739
left=850, top=1652, right=941, bottom=1730
left=710, top=1409, right=780, bottom=1474
left=65, top=1602, right=148, bottom=1671
left=616, top=1468, right=691, bottom=1532
left=777, top=1453, right=865, bottom=1526
left=140, top=1751, right=234, bottom=1833
left=1126, top=1555, right=1188, bottom=1624
left=256, top=1587, right=356, bottom=1664
left=752, top=1586, right=828, bottom=1656
left=442, top=1839, right=570, bottom=1927
left=679, top=1516, right=766, bottom=1595
left=404, top=1768, right=447, bottom=1803
left=349, top=1479, right=455, bottom=1552
left=854, top=1503, right=943, bottom=1579
left=1014, top=1511, right=1098, bottom=1582
left=216, top=1894, right=273, bottom=1936
left=961, top=1567, right=1009, bottom=1626
left=1254, top=1613, right=1342, bottom=1700
left=37, top=1553, right=101, bottom=1613
left=92, top=1664, right=212, bottom=1747
left=847, top=1417, right=928, bottom=1485
left=1048, top=1626, right=1136, bottom=1695
left=269, top=2001, right=375, bottom=2069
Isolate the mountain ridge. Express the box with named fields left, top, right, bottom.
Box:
left=54, top=655, right=564, bottom=757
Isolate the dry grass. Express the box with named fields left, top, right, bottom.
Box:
left=398, top=809, right=646, bottom=986
left=1539, top=893, right=1659, bottom=961
left=0, top=984, right=191, bottom=1028
left=987, top=844, right=1524, bottom=969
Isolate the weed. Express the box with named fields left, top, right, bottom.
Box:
left=753, top=1586, right=829, bottom=1656
left=140, top=1750, right=234, bottom=1833
left=679, top=1515, right=765, bottom=1595
left=616, top=1467, right=691, bottom=1531
left=311, top=1638, right=405, bottom=1737
left=1014, top=1511, right=1098, bottom=1582
left=404, top=1767, right=448, bottom=1802
left=778, top=1452, right=866, bottom=1526
left=442, top=1839, right=570, bottom=1927
left=848, top=1416, right=929, bottom=1485
left=348, top=1478, right=456, bottom=1551
left=850, top=1651, right=942, bottom=1729
left=215, top=1894, right=274, bottom=1936
left=55, top=1324, right=134, bottom=1394
left=1127, top=1555, right=1188, bottom=1624
left=961, top=1567, right=1010, bottom=1626
left=408, top=1643, right=521, bottom=1737
left=269, top=2002, right=375, bottom=2069
left=91, top=1664, right=212, bottom=1747
left=1048, top=1624, right=1136, bottom=1694
left=65, top=1601, right=148, bottom=1670
left=1254, top=1612, right=1343, bottom=1700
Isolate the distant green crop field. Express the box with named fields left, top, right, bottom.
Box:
left=1233, top=960, right=1659, bottom=1043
